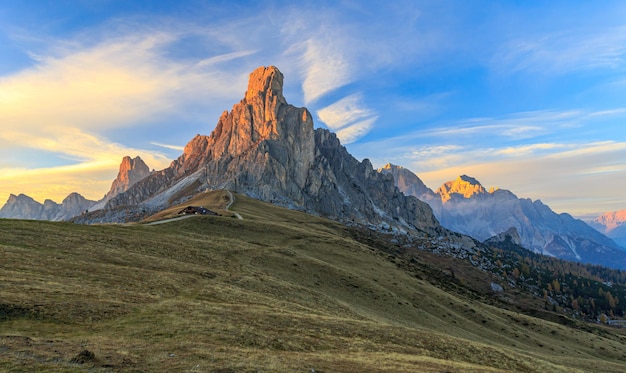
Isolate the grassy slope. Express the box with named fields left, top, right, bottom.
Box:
left=1, top=193, right=625, bottom=372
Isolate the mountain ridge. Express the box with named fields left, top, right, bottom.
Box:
left=0, top=155, right=153, bottom=220
left=380, top=163, right=626, bottom=269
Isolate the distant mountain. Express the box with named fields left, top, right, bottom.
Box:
left=84, top=66, right=448, bottom=239
left=587, top=210, right=626, bottom=249
left=0, top=155, right=151, bottom=221
left=0, top=192, right=95, bottom=221
left=381, top=164, right=626, bottom=269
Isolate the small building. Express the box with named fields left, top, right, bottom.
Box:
left=178, top=206, right=218, bottom=216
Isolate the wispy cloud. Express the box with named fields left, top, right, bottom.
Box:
left=317, top=94, right=374, bottom=131
left=150, top=142, right=185, bottom=152
left=297, top=38, right=352, bottom=105
left=316, top=94, right=378, bottom=144
left=493, top=26, right=626, bottom=74
left=336, top=117, right=378, bottom=145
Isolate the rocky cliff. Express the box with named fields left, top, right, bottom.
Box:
left=102, top=66, right=440, bottom=234
left=384, top=163, right=626, bottom=269
left=104, top=156, right=151, bottom=201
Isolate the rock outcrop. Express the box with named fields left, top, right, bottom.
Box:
left=384, top=163, right=626, bottom=269
left=103, top=66, right=440, bottom=234
left=104, top=156, right=151, bottom=201
left=484, top=227, right=522, bottom=247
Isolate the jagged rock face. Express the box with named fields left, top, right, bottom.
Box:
left=105, top=156, right=151, bottom=201
left=56, top=192, right=96, bottom=221
left=379, top=163, right=435, bottom=198
left=105, top=66, right=440, bottom=234
left=385, top=164, right=626, bottom=269
left=0, top=194, right=48, bottom=220
left=306, top=130, right=439, bottom=231
left=0, top=193, right=95, bottom=221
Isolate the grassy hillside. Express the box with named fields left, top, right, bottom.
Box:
left=1, top=193, right=626, bottom=372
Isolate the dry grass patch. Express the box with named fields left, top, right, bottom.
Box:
left=1, top=194, right=626, bottom=372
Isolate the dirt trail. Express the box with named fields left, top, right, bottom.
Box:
left=145, top=215, right=194, bottom=226
left=226, top=191, right=243, bottom=220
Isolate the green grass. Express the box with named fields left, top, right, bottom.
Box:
left=1, top=193, right=625, bottom=372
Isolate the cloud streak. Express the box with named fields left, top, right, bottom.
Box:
left=494, top=26, right=626, bottom=74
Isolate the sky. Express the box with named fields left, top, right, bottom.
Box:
left=1, top=0, right=625, bottom=217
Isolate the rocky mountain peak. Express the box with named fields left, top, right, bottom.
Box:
left=105, top=156, right=151, bottom=201
left=245, top=65, right=286, bottom=105
left=592, top=210, right=626, bottom=233
left=378, top=163, right=435, bottom=199
left=437, top=175, right=487, bottom=202
left=99, top=66, right=445, bottom=237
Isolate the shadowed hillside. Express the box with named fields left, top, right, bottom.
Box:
left=2, top=194, right=626, bottom=372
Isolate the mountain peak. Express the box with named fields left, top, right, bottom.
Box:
left=437, top=175, right=487, bottom=202
left=245, top=66, right=286, bottom=104
left=378, top=163, right=435, bottom=199
left=104, top=156, right=151, bottom=200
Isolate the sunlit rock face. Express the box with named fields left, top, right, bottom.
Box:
left=385, top=164, right=626, bottom=269
left=105, top=156, right=151, bottom=201
left=436, top=175, right=487, bottom=202
left=588, top=210, right=626, bottom=249
left=105, top=66, right=441, bottom=233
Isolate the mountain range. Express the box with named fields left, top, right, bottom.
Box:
left=0, top=155, right=151, bottom=221
left=380, top=164, right=626, bottom=269
left=1, top=65, right=623, bottom=269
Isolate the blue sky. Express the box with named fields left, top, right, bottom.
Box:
left=1, top=0, right=625, bottom=216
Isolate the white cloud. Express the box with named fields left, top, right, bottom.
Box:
left=336, top=117, right=378, bottom=145
left=297, top=38, right=352, bottom=105
left=317, top=94, right=378, bottom=143
left=317, top=94, right=374, bottom=130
